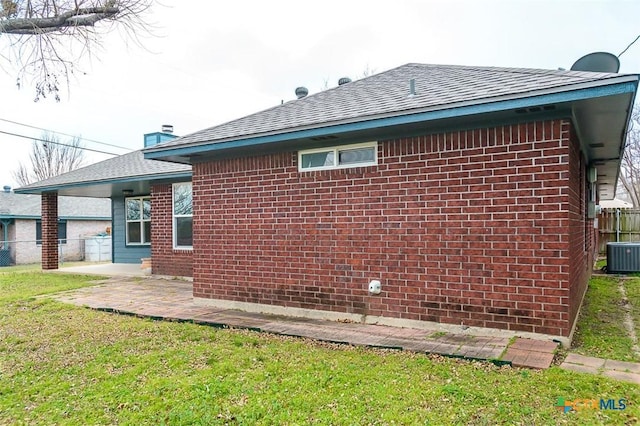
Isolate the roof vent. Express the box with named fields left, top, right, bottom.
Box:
left=161, top=124, right=174, bottom=134
left=338, top=77, right=352, bottom=86
left=408, top=79, right=417, bottom=97
left=570, top=52, right=620, bottom=73
left=295, top=87, right=309, bottom=99
left=2, top=186, right=10, bottom=193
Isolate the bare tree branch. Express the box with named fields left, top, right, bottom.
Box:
left=1, top=6, right=119, bottom=33
left=358, top=64, right=377, bottom=79
left=619, top=107, right=640, bottom=208
left=0, top=0, right=153, bottom=101
left=12, top=132, right=85, bottom=186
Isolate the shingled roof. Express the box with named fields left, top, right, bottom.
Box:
left=15, top=150, right=191, bottom=197
left=0, top=192, right=110, bottom=219
left=145, top=63, right=633, bottom=151
left=143, top=62, right=637, bottom=200
left=13, top=62, right=637, bottom=200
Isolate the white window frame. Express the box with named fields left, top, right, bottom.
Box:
left=172, top=182, right=193, bottom=250
left=125, top=197, right=151, bottom=246
left=298, top=141, right=378, bottom=172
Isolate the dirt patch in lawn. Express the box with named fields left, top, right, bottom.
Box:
left=571, top=273, right=640, bottom=362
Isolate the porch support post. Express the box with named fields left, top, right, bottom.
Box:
left=0, top=219, right=10, bottom=249
left=41, top=192, right=59, bottom=270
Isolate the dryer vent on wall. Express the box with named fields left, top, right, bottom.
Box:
left=607, top=242, right=640, bottom=274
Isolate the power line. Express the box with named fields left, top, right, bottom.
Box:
left=0, top=117, right=133, bottom=152
left=619, top=34, right=640, bottom=58
left=0, top=129, right=121, bottom=156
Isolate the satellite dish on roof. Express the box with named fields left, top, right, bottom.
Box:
left=570, top=52, right=620, bottom=73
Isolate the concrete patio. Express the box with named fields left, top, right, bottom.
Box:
left=48, top=267, right=640, bottom=383
left=47, top=269, right=560, bottom=370
left=57, top=262, right=149, bottom=277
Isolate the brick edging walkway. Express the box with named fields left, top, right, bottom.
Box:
left=501, top=338, right=558, bottom=369
left=560, top=353, right=640, bottom=384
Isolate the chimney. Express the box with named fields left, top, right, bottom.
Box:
left=144, top=125, right=178, bottom=148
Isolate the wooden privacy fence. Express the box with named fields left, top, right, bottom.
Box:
left=598, top=209, right=640, bottom=254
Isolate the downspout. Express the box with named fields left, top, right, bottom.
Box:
left=616, top=208, right=621, bottom=242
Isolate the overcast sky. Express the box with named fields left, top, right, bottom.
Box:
left=1, top=0, right=639, bottom=189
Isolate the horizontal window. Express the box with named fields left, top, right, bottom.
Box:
left=298, top=142, right=377, bottom=171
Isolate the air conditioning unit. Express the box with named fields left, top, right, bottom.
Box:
left=607, top=242, right=640, bottom=274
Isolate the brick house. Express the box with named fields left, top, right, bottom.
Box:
left=17, top=133, right=193, bottom=274
left=20, top=63, right=638, bottom=343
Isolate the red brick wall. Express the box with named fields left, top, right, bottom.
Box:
left=151, top=183, right=193, bottom=277
left=41, top=192, right=58, bottom=270
left=191, top=119, right=586, bottom=337
left=567, top=126, right=595, bottom=331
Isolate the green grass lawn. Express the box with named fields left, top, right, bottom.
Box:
left=0, top=261, right=110, bottom=274
left=571, top=275, right=640, bottom=362
left=1, top=272, right=640, bottom=425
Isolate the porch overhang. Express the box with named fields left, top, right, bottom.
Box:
left=14, top=171, right=192, bottom=198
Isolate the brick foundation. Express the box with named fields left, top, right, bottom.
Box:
left=189, top=119, right=593, bottom=338
left=151, top=183, right=193, bottom=277
left=41, top=192, right=58, bottom=270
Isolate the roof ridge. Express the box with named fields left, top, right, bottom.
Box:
left=402, top=62, right=623, bottom=79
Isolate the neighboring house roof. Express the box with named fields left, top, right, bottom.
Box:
left=145, top=62, right=638, bottom=200
left=15, top=150, right=192, bottom=197
left=0, top=192, right=110, bottom=220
